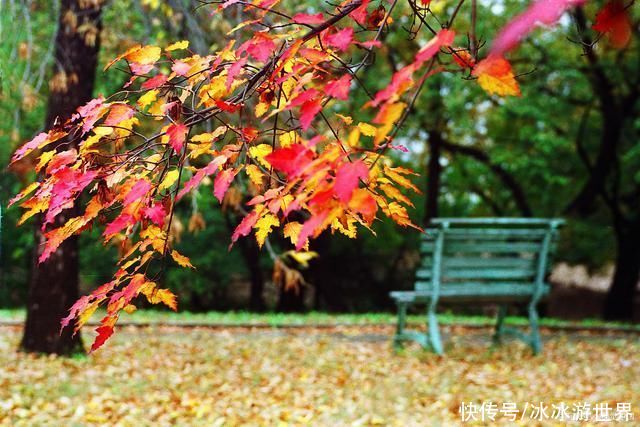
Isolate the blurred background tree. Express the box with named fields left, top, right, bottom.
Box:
left=1, top=0, right=638, bottom=322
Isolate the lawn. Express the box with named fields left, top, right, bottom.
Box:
left=1, top=324, right=638, bottom=426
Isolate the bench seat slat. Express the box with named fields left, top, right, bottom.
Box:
left=422, top=241, right=546, bottom=253
left=420, top=257, right=536, bottom=269
left=392, top=282, right=550, bottom=300
left=416, top=268, right=536, bottom=280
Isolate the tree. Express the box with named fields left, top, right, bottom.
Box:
left=19, top=0, right=103, bottom=355
left=9, top=0, right=633, bottom=352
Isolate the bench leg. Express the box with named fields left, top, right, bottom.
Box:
left=528, top=302, right=542, bottom=355
left=393, top=301, right=408, bottom=350
left=427, top=301, right=443, bottom=355
left=492, top=305, right=508, bottom=345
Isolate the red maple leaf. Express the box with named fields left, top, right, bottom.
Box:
left=593, top=1, right=632, bottom=48
left=324, top=75, right=352, bottom=100
left=166, top=123, right=188, bottom=153
left=265, top=144, right=314, bottom=176
left=299, top=99, right=322, bottom=131
left=333, top=160, right=369, bottom=203
left=324, top=27, right=354, bottom=51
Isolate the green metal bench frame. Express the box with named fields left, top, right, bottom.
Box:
left=390, top=218, right=563, bottom=355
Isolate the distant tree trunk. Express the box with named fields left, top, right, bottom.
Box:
left=604, top=223, right=640, bottom=321
left=20, top=0, right=102, bottom=355
left=424, top=129, right=443, bottom=225
left=237, top=235, right=266, bottom=311
left=276, top=285, right=306, bottom=312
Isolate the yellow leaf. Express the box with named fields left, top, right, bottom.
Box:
left=159, top=170, right=179, bottom=191
left=171, top=250, right=195, bottom=268
left=255, top=213, right=280, bottom=248
left=331, top=216, right=358, bottom=238
left=283, top=222, right=304, bottom=249
left=347, top=128, right=360, bottom=148
left=245, top=164, right=264, bottom=186
left=140, top=225, right=167, bottom=253
left=374, top=102, right=405, bottom=145
left=125, top=45, right=162, bottom=65
left=255, top=101, right=270, bottom=117
left=473, top=56, right=521, bottom=97
left=191, top=126, right=226, bottom=143
left=357, top=122, right=377, bottom=137
left=279, top=131, right=298, bottom=147
left=150, top=288, right=178, bottom=311
left=123, top=304, right=137, bottom=314
left=166, top=40, right=189, bottom=51
left=248, top=144, right=273, bottom=168
left=137, top=89, right=159, bottom=109
left=286, top=250, right=318, bottom=268
left=35, top=150, right=56, bottom=172
left=336, top=114, right=353, bottom=125
left=77, top=302, right=99, bottom=330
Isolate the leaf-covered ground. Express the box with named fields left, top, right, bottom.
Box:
left=1, top=325, right=638, bottom=426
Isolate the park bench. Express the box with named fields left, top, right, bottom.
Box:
left=390, top=218, right=563, bottom=354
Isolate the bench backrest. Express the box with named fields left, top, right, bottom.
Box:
left=416, top=218, right=563, bottom=293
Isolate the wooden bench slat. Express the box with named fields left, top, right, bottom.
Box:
left=393, top=282, right=550, bottom=299
left=416, top=268, right=536, bottom=280
left=425, top=228, right=550, bottom=239
left=421, top=257, right=537, bottom=269
left=421, top=241, right=547, bottom=253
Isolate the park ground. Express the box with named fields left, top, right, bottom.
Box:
left=0, top=312, right=639, bottom=426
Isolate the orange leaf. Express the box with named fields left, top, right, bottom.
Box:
left=472, top=56, right=521, bottom=97
left=171, top=250, right=195, bottom=268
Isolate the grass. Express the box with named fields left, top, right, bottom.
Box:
left=1, top=308, right=638, bottom=330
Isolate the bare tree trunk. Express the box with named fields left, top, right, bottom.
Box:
left=424, top=129, right=443, bottom=225
left=20, top=0, right=102, bottom=355
left=604, top=223, right=640, bottom=321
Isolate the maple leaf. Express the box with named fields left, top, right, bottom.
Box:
left=293, top=12, right=325, bottom=25
left=213, top=168, right=238, bottom=203
left=137, top=89, right=159, bottom=109
left=104, top=103, right=135, bottom=127
left=296, top=210, right=329, bottom=250
left=472, top=56, right=521, bottom=97
left=141, top=74, right=168, bottom=90
left=172, top=61, right=191, bottom=77
left=159, top=170, right=180, bottom=192
left=334, top=160, right=369, bottom=203
left=414, top=29, right=455, bottom=65
left=177, top=156, right=227, bottom=200
left=143, top=203, right=166, bottom=226
left=265, top=144, right=314, bottom=176
left=166, top=123, right=188, bottom=153
left=324, top=75, right=352, bottom=100
left=124, top=179, right=152, bottom=206
left=166, top=40, right=189, bottom=51
left=104, top=213, right=134, bottom=238
left=593, top=1, right=632, bottom=48
left=348, top=189, right=377, bottom=224
left=231, top=207, right=263, bottom=246
left=144, top=287, right=178, bottom=310
left=299, top=100, right=322, bottom=131
left=324, top=27, right=354, bottom=51
left=490, top=0, right=586, bottom=56
left=255, top=212, right=280, bottom=248
left=241, top=32, right=276, bottom=62
left=171, top=250, right=195, bottom=268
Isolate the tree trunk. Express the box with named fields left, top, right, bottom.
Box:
left=424, top=129, right=442, bottom=225
left=237, top=235, right=266, bottom=312
left=604, top=227, right=640, bottom=321
left=20, top=0, right=102, bottom=355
